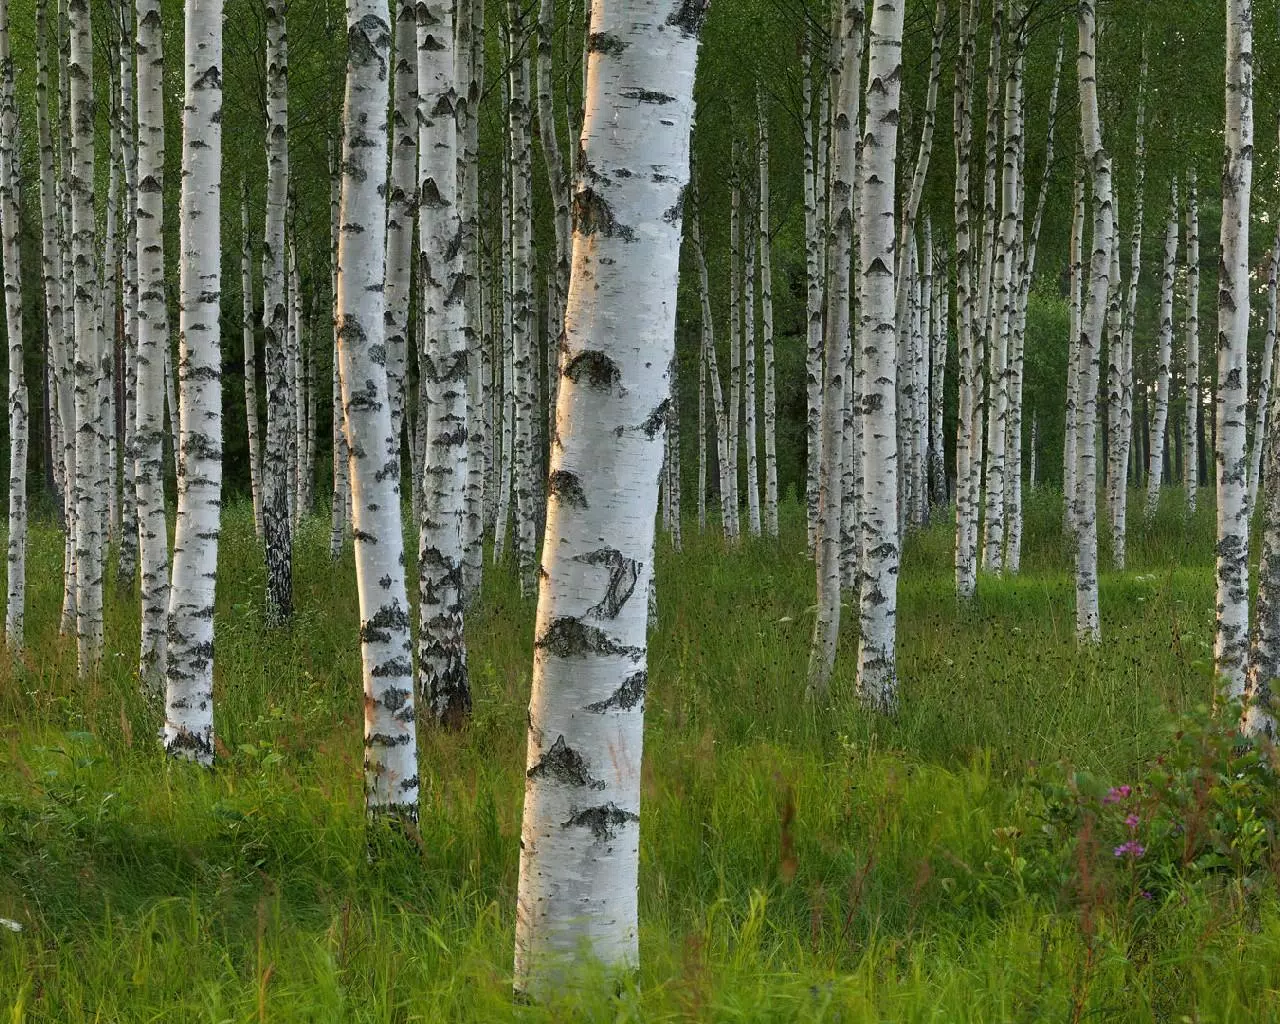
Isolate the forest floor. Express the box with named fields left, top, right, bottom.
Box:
left=4, top=492, right=1280, bottom=1021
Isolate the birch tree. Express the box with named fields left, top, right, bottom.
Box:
left=806, top=0, right=862, bottom=702
left=262, top=0, right=292, bottom=625
left=385, top=0, right=416, bottom=449
left=856, top=0, right=905, bottom=712
left=164, top=0, right=223, bottom=764
left=513, top=0, right=705, bottom=996
left=757, top=83, right=777, bottom=537
left=1145, top=183, right=1179, bottom=520
left=1249, top=229, right=1280, bottom=513
left=0, top=0, right=25, bottom=649
left=1216, top=0, right=1253, bottom=698
left=1074, top=0, right=1113, bottom=644
left=1185, top=169, right=1201, bottom=513
left=337, top=0, right=419, bottom=820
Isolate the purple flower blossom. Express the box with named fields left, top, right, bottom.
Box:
left=1141, top=891, right=1153, bottom=900
left=1103, top=785, right=1132, bottom=805
left=1114, top=840, right=1145, bottom=859
left=1125, top=813, right=1140, bottom=829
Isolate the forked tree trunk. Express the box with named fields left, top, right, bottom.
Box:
left=1216, top=0, right=1253, bottom=698
left=164, top=0, right=223, bottom=764
left=513, top=0, right=704, bottom=996
left=806, top=0, right=862, bottom=702
left=337, top=0, right=419, bottom=820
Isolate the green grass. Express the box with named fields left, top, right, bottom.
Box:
left=4, top=491, right=1279, bottom=1021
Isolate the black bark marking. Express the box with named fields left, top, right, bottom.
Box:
left=665, top=0, right=708, bottom=36
left=585, top=671, right=647, bottom=713
left=573, top=188, right=634, bottom=240
left=620, top=87, right=674, bottom=104
left=562, top=802, right=639, bottom=840
left=575, top=548, right=641, bottom=619
left=547, top=469, right=588, bottom=508
left=563, top=350, right=621, bottom=388
left=536, top=617, right=643, bottom=658
left=586, top=32, right=627, bottom=55
left=640, top=398, right=671, bottom=438
left=527, top=735, right=606, bottom=789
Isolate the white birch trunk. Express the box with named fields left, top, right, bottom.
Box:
left=802, top=32, right=822, bottom=552
left=164, top=0, right=222, bottom=764
left=856, top=0, right=905, bottom=712
left=1216, top=0, right=1253, bottom=698
left=1064, top=170, right=1084, bottom=535
left=262, top=0, right=292, bottom=623
left=242, top=195, right=263, bottom=539
left=513, top=0, right=703, bottom=994
left=757, top=83, right=777, bottom=538
left=728, top=173, right=742, bottom=539
left=743, top=220, right=760, bottom=537
left=1249, top=229, right=1280, bottom=513
left=328, top=137, right=348, bottom=561
left=691, top=207, right=733, bottom=537
left=116, top=5, right=140, bottom=587
left=1075, top=1, right=1113, bottom=644
left=805, top=0, right=861, bottom=702
left=385, top=0, right=416, bottom=451
left=1145, top=184, right=1179, bottom=520
left=134, top=0, right=169, bottom=688
left=0, top=0, right=25, bottom=649
left=1185, top=169, right=1201, bottom=514
left=336, top=1, right=419, bottom=819
left=416, top=0, right=471, bottom=727
left=69, top=0, right=103, bottom=676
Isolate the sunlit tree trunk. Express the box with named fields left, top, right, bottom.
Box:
left=0, top=0, right=25, bottom=649
left=1074, top=1, right=1113, bottom=644
left=164, top=0, right=223, bottom=764
left=1216, top=0, right=1254, bottom=698
left=1185, top=169, right=1200, bottom=514
left=805, top=0, right=861, bottom=702
left=1145, top=184, right=1180, bottom=520
left=262, top=0, right=292, bottom=624
left=513, top=0, right=704, bottom=996
left=337, top=0, right=419, bottom=820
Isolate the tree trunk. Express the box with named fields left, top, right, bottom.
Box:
left=1249, top=228, right=1280, bottom=512
left=757, top=83, right=777, bottom=539
left=1185, top=169, right=1200, bottom=514
left=1216, top=0, right=1254, bottom=698
left=385, top=0, right=416, bottom=452
left=0, top=0, right=25, bottom=649
left=1145, top=184, right=1180, bottom=520
left=1074, top=0, right=1114, bottom=644
left=802, top=32, right=821, bottom=552
left=242, top=194, right=263, bottom=539
left=262, top=0, right=292, bottom=624
left=164, top=0, right=223, bottom=764
left=805, top=0, right=861, bottom=702
left=512, top=0, right=704, bottom=996
left=338, top=0, right=419, bottom=820
left=328, top=135, right=348, bottom=561
left=116, top=2, right=140, bottom=587
left=953, top=0, right=978, bottom=597
left=855, top=0, right=905, bottom=712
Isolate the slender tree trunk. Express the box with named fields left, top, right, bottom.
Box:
left=336, top=0, right=418, bottom=819
left=1249, top=228, right=1280, bottom=513
left=1216, top=0, right=1253, bottom=698
left=1064, top=169, right=1084, bottom=534
left=512, top=0, right=704, bottom=995
left=802, top=32, right=822, bottom=552
left=385, top=0, right=416, bottom=453
left=929, top=238, right=949, bottom=509
left=134, top=0, right=169, bottom=688
left=164, top=0, right=222, bottom=763
left=241, top=194, right=263, bottom=539
left=691, top=207, right=733, bottom=536
left=805, top=0, right=861, bottom=702
left=757, top=83, right=777, bottom=538
left=0, top=0, right=25, bottom=649
left=743, top=217, right=760, bottom=537
left=69, top=0, right=103, bottom=676
left=698, top=340, right=707, bottom=531
left=416, top=0, right=471, bottom=728
left=328, top=136, right=348, bottom=561
left=262, top=0, right=292, bottom=624
left=855, top=0, right=905, bottom=712
left=1145, top=183, right=1180, bottom=520
left=1074, top=0, right=1113, bottom=644
left=728, top=171, right=742, bottom=540
left=116, top=3, right=139, bottom=587
left=952, top=0, right=977, bottom=597
left=1185, top=169, right=1200, bottom=514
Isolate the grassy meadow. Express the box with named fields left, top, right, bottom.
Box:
left=4, top=490, right=1280, bottom=1021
